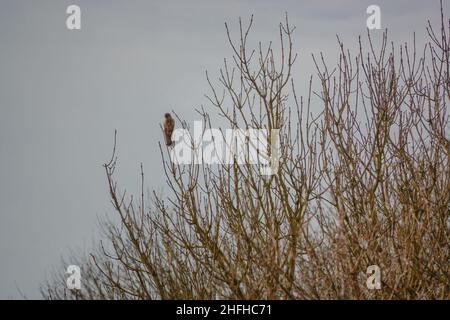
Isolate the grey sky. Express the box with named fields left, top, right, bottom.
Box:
left=0, top=0, right=444, bottom=299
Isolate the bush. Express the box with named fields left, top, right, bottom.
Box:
left=43, top=7, right=449, bottom=300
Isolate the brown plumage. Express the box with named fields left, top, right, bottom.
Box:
left=163, top=113, right=175, bottom=146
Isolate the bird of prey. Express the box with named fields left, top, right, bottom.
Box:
left=163, top=113, right=175, bottom=146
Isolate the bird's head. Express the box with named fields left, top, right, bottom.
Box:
left=164, top=113, right=171, bottom=119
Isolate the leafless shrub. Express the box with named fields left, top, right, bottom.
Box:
left=43, top=5, right=449, bottom=300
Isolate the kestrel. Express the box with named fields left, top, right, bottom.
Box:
left=163, top=113, right=175, bottom=146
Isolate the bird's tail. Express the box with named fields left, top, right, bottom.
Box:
left=165, top=135, right=173, bottom=147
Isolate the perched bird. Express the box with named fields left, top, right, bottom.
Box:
left=163, top=113, right=175, bottom=146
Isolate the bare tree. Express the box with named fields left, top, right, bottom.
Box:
left=43, top=4, right=449, bottom=300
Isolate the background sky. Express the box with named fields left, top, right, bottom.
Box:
left=0, top=0, right=445, bottom=299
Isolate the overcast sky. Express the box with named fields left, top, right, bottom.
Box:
left=0, top=0, right=444, bottom=299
